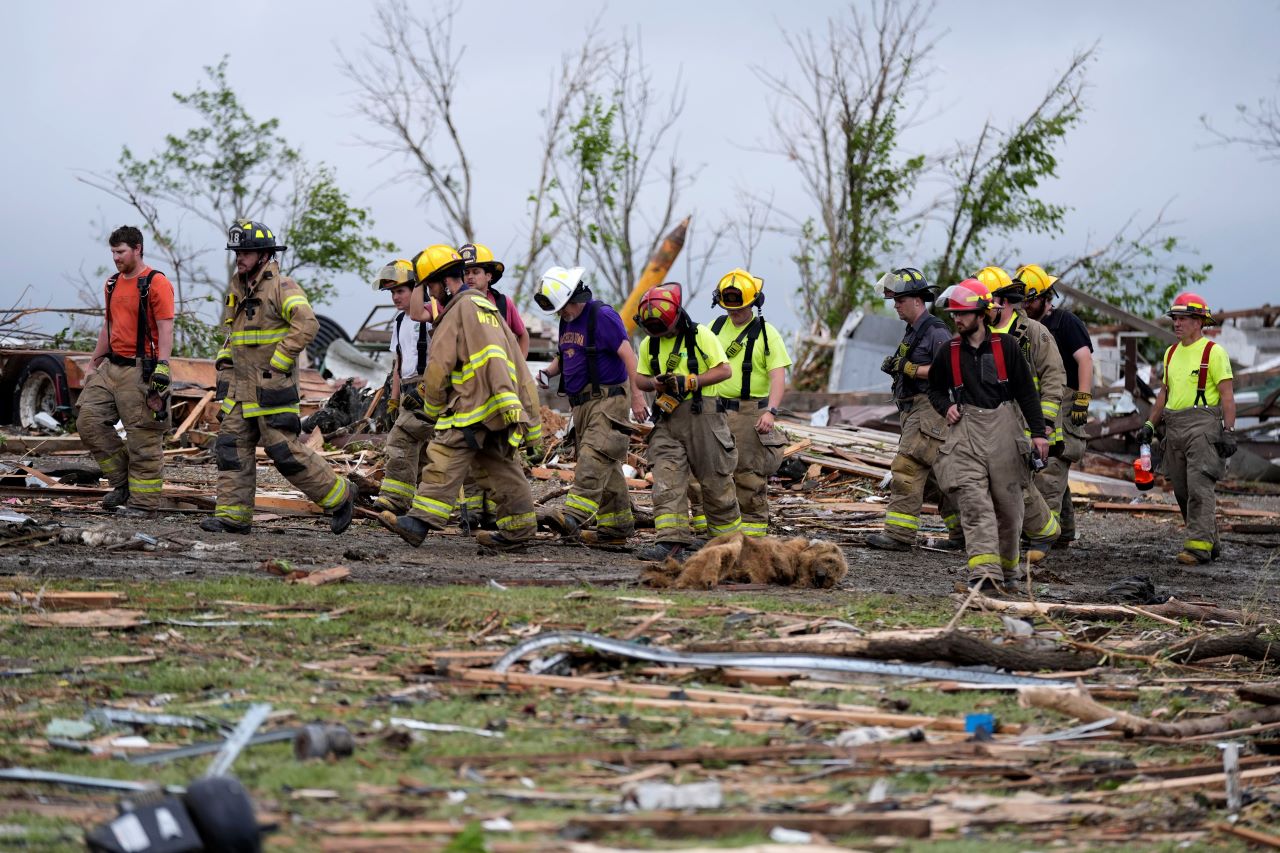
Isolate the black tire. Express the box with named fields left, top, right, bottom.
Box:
left=12, top=355, right=66, bottom=429
left=182, top=776, right=262, bottom=853
left=307, top=314, right=351, bottom=377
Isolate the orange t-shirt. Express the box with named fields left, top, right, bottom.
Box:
left=105, top=267, right=175, bottom=358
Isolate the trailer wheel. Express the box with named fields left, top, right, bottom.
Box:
left=13, top=355, right=66, bottom=429
left=183, top=776, right=262, bottom=852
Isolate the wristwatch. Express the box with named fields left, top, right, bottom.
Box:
left=768, top=407, right=778, bottom=416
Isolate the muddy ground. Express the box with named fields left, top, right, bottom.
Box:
left=4, top=451, right=1277, bottom=615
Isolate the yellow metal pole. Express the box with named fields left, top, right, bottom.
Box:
left=619, top=216, right=690, bottom=334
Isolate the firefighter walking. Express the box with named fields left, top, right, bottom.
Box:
left=201, top=220, right=355, bottom=535
left=928, top=279, right=1049, bottom=591
left=535, top=265, right=648, bottom=545
left=77, top=226, right=175, bottom=517
left=865, top=268, right=955, bottom=551
left=388, top=246, right=541, bottom=551
left=708, top=268, right=791, bottom=537
left=371, top=258, right=442, bottom=514
left=634, top=283, right=740, bottom=562
left=1020, top=264, right=1094, bottom=545
left=1141, top=292, right=1236, bottom=565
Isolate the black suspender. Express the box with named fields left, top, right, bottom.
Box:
left=105, top=270, right=158, bottom=362
left=711, top=315, right=769, bottom=400
left=394, top=311, right=430, bottom=377
left=557, top=301, right=603, bottom=397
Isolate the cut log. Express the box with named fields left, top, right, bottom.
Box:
left=687, top=628, right=1101, bottom=671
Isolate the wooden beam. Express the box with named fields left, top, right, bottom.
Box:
left=565, top=813, right=931, bottom=840
left=172, top=389, right=216, bottom=441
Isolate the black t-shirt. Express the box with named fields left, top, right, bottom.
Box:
left=1041, top=308, right=1093, bottom=392
left=926, top=332, right=1045, bottom=436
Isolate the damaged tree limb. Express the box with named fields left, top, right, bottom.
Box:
left=1141, top=628, right=1278, bottom=664
left=1020, top=686, right=1280, bottom=738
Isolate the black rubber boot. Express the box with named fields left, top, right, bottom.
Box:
left=475, top=531, right=530, bottom=552
left=330, top=494, right=355, bottom=534
left=865, top=532, right=912, bottom=552
left=634, top=541, right=686, bottom=562
left=199, top=516, right=251, bottom=535
left=393, top=515, right=430, bottom=547
left=102, top=485, right=129, bottom=511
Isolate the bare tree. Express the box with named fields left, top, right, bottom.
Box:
left=548, top=32, right=692, bottom=306
left=756, top=0, right=935, bottom=388
left=341, top=0, right=474, bottom=241
left=1202, top=78, right=1280, bottom=163
left=727, top=189, right=776, bottom=270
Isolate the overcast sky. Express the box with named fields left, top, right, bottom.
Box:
left=5, top=0, right=1278, bottom=340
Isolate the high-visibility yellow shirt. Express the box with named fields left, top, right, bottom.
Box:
left=710, top=316, right=792, bottom=399
left=1164, top=337, right=1232, bottom=410
left=637, top=323, right=728, bottom=396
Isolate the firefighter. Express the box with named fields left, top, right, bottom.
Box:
left=535, top=265, right=648, bottom=545
left=458, top=242, right=532, bottom=527
left=387, top=245, right=541, bottom=551
left=708, top=268, right=792, bottom=537
left=370, top=259, right=443, bottom=514
left=981, top=265, right=1064, bottom=563
left=1019, top=264, right=1094, bottom=546
left=633, top=283, right=740, bottom=562
left=77, top=226, right=175, bottom=517
left=201, top=221, right=355, bottom=535
left=865, top=268, right=957, bottom=551
left=928, top=279, right=1049, bottom=591
left=1141, top=292, right=1235, bottom=565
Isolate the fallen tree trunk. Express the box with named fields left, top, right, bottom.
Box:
left=1237, top=683, right=1280, bottom=706
left=960, top=593, right=1250, bottom=625
left=687, top=628, right=1101, bottom=672
left=1020, top=686, right=1280, bottom=737
left=1142, top=628, right=1278, bottom=664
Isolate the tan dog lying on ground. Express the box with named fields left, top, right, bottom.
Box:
left=641, top=532, right=848, bottom=590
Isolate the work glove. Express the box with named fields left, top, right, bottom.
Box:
left=386, top=397, right=399, bottom=416
left=215, top=355, right=233, bottom=372
left=149, top=361, right=171, bottom=393
left=880, top=354, right=903, bottom=376
left=1139, top=420, right=1155, bottom=445
left=1216, top=428, right=1237, bottom=459
left=661, top=373, right=698, bottom=396
left=536, top=369, right=551, bottom=390
left=1070, top=391, right=1091, bottom=427
left=902, top=360, right=920, bottom=379
left=523, top=443, right=545, bottom=466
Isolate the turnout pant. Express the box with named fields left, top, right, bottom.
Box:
left=1161, top=406, right=1225, bottom=561
left=408, top=426, right=535, bottom=541
left=935, top=404, right=1031, bottom=584
left=564, top=391, right=635, bottom=538
left=76, top=362, right=169, bottom=509
left=376, top=405, right=435, bottom=513
left=726, top=405, right=785, bottom=537
left=1036, top=414, right=1086, bottom=538
left=212, top=404, right=352, bottom=526
left=881, top=397, right=948, bottom=545
left=647, top=403, right=741, bottom=546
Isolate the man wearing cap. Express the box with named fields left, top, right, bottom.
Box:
left=1140, top=292, right=1235, bottom=565
left=865, top=268, right=957, bottom=552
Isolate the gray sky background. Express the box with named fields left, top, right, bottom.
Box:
left=5, top=0, right=1278, bottom=339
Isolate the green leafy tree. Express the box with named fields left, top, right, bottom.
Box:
left=79, top=57, right=392, bottom=356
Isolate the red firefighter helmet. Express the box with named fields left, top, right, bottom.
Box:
left=936, top=279, right=993, bottom=314
left=635, top=283, right=684, bottom=335
left=1167, top=292, right=1215, bottom=325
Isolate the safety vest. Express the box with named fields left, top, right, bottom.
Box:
left=710, top=314, right=771, bottom=400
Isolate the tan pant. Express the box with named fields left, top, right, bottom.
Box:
left=564, top=391, right=635, bottom=537
left=376, top=405, right=434, bottom=513
left=1036, top=414, right=1085, bottom=537
left=935, top=404, right=1031, bottom=584
left=408, top=426, right=535, bottom=541
left=725, top=404, right=785, bottom=537
left=212, top=404, right=351, bottom=525
left=648, top=402, right=741, bottom=545
left=76, top=362, right=169, bottom=509
left=882, top=397, right=948, bottom=544
left=1162, top=406, right=1225, bottom=560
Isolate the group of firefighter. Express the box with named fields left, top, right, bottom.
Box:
left=75, top=224, right=1236, bottom=586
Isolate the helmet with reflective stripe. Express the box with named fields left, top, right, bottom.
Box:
left=411, top=245, right=464, bottom=285
left=373, top=258, right=418, bottom=291
left=937, top=279, right=993, bottom=314
left=226, top=220, right=287, bottom=253
left=534, top=265, right=588, bottom=314
left=1167, top=292, right=1215, bottom=325
left=635, top=283, right=684, bottom=335
left=714, top=268, right=764, bottom=309
left=1015, top=263, right=1058, bottom=300
left=878, top=267, right=935, bottom=300
left=459, top=242, right=505, bottom=284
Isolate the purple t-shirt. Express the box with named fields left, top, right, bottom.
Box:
left=558, top=302, right=630, bottom=394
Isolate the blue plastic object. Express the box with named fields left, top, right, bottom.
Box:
left=965, top=712, right=997, bottom=737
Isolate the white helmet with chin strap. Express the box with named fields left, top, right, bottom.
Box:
left=534, top=265, right=588, bottom=315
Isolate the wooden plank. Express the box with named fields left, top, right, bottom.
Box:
left=1084, top=764, right=1280, bottom=798
left=1214, top=822, right=1280, bottom=850
left=172, top=389, right=215, bottom=441
left=320, top=820, right=560, bottom=837
left=288, top=566, right=351, bottom=587
left=1092, top=501, right=1279, bottom=519
left=0, top=435, right=86, bottom=454
left=6, top=591, right=127, bottom=610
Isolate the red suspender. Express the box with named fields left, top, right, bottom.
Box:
left=989, top=332, right=1008, bottom=383
left=949, top=332, right=1008, bottom=405
left=1164, top=341, right=1216, bottom=406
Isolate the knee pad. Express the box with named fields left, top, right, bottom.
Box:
left=214, top=434, right=242, bottom=471
left=264, top=412, right=302, bottom=435
left=265, top=441, right=307, bottom=476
